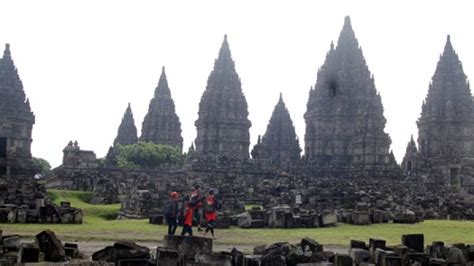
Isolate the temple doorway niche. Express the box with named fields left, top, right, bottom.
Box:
left=0, top=137, right=7, bottom=158
left=450, top=168, right=460, bottom=188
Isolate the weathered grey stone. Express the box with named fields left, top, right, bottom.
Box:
left=252, top=93, right=301, bottom=170
left=0, top=44, right=38, bottom=176
left=163, top=235, right=212, bottom=259
left=304, top=17, right=398, bottom=178
left=416, top=35, right=474, bottom=188
left=35, top=230, right=67, bottom=262
left=401, top=234, right=424, bottom=253
left=194, top=35, right=251, bottom=162
left=140, top=67, right=182, bottom=151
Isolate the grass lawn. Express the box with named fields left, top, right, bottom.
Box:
left=1, top=190, right=474, bottom=249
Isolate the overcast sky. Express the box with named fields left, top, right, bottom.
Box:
left=1, top=0, right=473, bottom=167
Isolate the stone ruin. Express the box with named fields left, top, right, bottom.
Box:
left=140, top=66, right=183, bottom=151
left=403, top=35, right=474, bottom=197
left=0, top=175, right=82, bottom=224
left=0, top=43, right=38, bottom=176
left=193, top=35, right=252, bottom=164
left=2, top=229, right=474, bottom=265
left=304, top=16, right=397, bottom=178
left=2, top=17, right=474, bottom=232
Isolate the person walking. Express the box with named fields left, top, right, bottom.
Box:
left=180, top=196, right=195, bottom=236
left=203, top=190, right=218, bottom=238
left=163, top=191, right=179, bottom=235
left=190, top=185, right=204, bottom=231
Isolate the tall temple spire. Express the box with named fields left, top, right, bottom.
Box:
left=252, top=94, right=301, bottom=168
left=0, top=43, right=37, bottom=176
left=304, top=17, right=394, bottom=177
left=113, top=103, right=138, bottom=146
left=0, top=43, right=33, bottom=116
left=195, top=35, right=251, bottom=161
left=140, top=66, right=183, bottom=151
left=417, top=36, right=474, bottom=161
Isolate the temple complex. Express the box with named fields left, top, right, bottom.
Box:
left=415, top=36, right=474, bottom=187
left=140, top=67, right=183, bottom=151
left=0, top=44, right=37, bottom=176
left=194, top=35, right=251, bottom=162
left=251, top=93, right=301, bottom=170
left=304, top=16, right=396, bottom=177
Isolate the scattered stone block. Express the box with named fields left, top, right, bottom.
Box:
left=243, top=254, right=262, bottom=266
left=428, top=241, right=445, bottom=259
left=156, top=247, right=181, bottom=266
left=445, top=247, right=467, bottom=265
left=321, top=211, right=337, bottom=227
left=334, top=254, right=352, bottom=266
left=402, top=234, right=424, bottom=252
left=17, top=243, right=39, bottom=263
left=349, top=248, right=370, bottom=264
left=35, top=230, right=67, bottom=262
left=163, top=235, right=212, bottom=259
left=117, top=258, right=151, bottom=265
left=149, top=214, right=164, bottom=225
left=195, top=251, right=233, bottom=266
left=350, top=240, right=366, bottom=249
left=3, top=235, right=20, bottom=251
left=301, top=238, right=323, bottom=253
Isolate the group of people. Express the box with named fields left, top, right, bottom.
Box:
left=163, top=185, right=219, bottom=238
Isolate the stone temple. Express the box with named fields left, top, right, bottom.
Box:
left=251, top=93, right=301, bottom=170
left=140, top=67, right=183, bottom=151
left=0, top=44, right=37, bottom=176
left=413, top=36, right=474, bottom=187
left=114, top=103, right=138, bottom=146
left=304, top=16, right=397, bottom=177
left=194, top=35, right=251, bottom=162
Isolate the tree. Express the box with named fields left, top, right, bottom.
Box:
left=116, top=141, right=183, bottom=169
left=32, top=157, right=52, bottom=175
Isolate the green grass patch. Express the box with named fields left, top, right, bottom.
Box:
left=1, top=190, right=474, bottom=248
left=47, top=189, right=120, bottom=220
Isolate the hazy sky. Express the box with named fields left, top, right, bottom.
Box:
left=1, top=1, right=473, bottom=167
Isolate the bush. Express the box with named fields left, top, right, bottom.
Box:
left=116, top=141, right=183, bottom=169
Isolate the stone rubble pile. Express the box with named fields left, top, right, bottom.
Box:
left=0, top=176, right=82, bottom=224
left=0, top=229, right=90, bottom=265
left=2, top=230, right=474, bottom=265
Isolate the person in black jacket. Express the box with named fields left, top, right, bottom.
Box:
left=163, top=191, right=179, bottom=235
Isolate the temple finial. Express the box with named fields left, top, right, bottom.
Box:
left=344, top=16, right=351, bottom=27
left=3, top=43, right=11, bottom=58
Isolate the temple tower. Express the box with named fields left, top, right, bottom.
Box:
left=114, top=103, right=138, bottom=146
left=304, top=17, right=393, bottom=177
left=0, top=44, right=37, bottom=176
left=401, top=135, right=419, bottom=177
left=417, top=36, right=474, bottom=185
left=252, top=93, right=301, bottom=169
left=194, top=35, right=251, bottom=160
left=140, top=67, right=183, bottom=151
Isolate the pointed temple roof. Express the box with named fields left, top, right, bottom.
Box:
left=194, top=35, right=251, bottom=159
left=304, top=17, right=394, bottom=177
left=252, top=93, right=301, bottom=166
left=417, top=35, right=474, bottom=159
left=113, top=103, right=138, bottom=146
left=0, top=44, right=34, bottom=120
left=140, top=66, right=183, bottom=150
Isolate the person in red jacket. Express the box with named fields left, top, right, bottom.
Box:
left=203, top=190, right=217, bottom=238
left=181, top=196, right=195, bottom=236
left=190, top=185, right=204, bottom=231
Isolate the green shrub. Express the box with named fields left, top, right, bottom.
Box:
left=116, top=141, right=183, bottom=169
